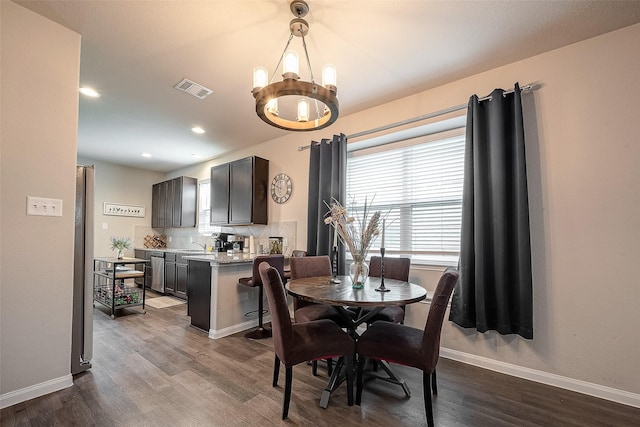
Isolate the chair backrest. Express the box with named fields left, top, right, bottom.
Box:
left=421, top=267, right=459, bottom=373
left=289, top=255, right=332, bottom=310
left=369, top=256, right=410, bottom=282
left=251, top=255, right=285, bottom=286
left=259, top=262, right=293, bottom=362
left=290, top=255, right=331, bottom=280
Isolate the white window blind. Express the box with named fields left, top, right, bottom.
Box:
left=197, top=179, right=218, bottom=235
left=346, top=128, right=465, bottom=265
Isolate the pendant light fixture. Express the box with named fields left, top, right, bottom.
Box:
left=252, top=0, right=339, bottom=132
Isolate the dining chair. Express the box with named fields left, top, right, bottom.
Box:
left=290, top=255, right=354, bottom=375
left=283, top=249, right=307, bottom=281
left=355, top=267, right=459, bottom=427
left=237, top=255, right=284, bottom=339
left=359, top=256, right=411, bottom=324
left=289, top=256, right=352, bottom=327
left=258, top=262, right=355, bottom=419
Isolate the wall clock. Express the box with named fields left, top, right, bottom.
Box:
left=271, top=173, right=292, bottom=204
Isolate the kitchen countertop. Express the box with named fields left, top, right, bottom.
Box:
left=135, top=248, right=263, bottom=264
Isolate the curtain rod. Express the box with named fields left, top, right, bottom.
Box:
left=297, top=83, right=534, bottom=151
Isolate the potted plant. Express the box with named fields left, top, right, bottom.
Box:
left=110, top=236, right=132, bottom=259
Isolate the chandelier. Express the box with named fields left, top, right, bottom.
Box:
left=252, top=0, right=339, bottom=132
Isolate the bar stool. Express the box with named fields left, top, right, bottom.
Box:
left=238, top=255, right=285, bottom=339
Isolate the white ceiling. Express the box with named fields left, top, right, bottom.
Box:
left=16, top=0, right=640, bottom=172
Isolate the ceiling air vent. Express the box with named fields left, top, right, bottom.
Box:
left=173, top=78, right=212, bottom=100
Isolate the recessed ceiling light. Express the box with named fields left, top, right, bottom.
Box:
left=141, top=153, right=152, bottom=158
left=191, top=154, right=202, bottom=159
left=79, top=87, right=100, bottom=98
left=191, top=127, right=205, bottom=134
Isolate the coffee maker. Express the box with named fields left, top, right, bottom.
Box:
left=213, top=233, right=245, bottom=252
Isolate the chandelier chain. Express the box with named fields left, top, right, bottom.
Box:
left=299, top=25, right=324, bottom=119
left=270, top=33, right=295, bottom=85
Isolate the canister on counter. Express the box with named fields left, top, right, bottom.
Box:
left=268, top=237, right=283, bottom=254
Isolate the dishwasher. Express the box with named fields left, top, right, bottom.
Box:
left=149, top=252, right=165, bottom=293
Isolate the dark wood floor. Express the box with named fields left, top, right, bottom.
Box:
left=2, top=293, right=639, bottom=426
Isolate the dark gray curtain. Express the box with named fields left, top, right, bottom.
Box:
left=306, top=133, right=347, bottom=273
left=449, top=83, right=533, bottom=339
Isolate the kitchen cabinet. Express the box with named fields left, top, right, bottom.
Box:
left=163, top=252, right=188, bottom=300
left=164, top=253, right=176, bottom=294
left=152, top=176, right=197, bottom=228
left=175, top=255, right=188, bottom=299
left=134, top=249, right=150, bottom=287
left=210, top=156, right=268, bottom=226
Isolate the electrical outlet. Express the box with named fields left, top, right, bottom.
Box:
left=102, top=223, right=109, bottom=230
left=26, top=196, right=63, bottom=217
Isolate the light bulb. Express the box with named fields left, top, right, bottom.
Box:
left=266, top=98, right=279, bottom=116
left=322, top=64, right=337, bottom=89
left=283, top=51, right=299, bottom=77
left=253, top=67, right=268, bottom=90
left=297, top=99, right=309, bottom=122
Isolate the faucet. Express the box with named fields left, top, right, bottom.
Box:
left=193, top=242, right=207, bottom=251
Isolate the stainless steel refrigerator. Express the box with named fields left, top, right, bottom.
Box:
left=71, top=165, right=94, bottom=374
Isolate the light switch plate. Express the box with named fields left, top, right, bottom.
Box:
left=26, top=196, right=63, bottom=217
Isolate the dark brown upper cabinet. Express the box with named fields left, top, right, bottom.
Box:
left=152, top=176, right=197, bottom=228
left=210, top=156, right=268, bottom=226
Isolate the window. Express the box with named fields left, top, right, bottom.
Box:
left=346, top=126, right=465, bottom=266
left=197, top=179, right=220, bottom=235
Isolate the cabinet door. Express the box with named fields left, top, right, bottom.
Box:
left=164, top=261, right=176, bottom=293
left=163, top=179, right=174, bottom=228
left=172, top=177, right=197, bottom=228
left=229, top=157, right=253, bottom=224
left=157, top=181, right=168, bottom=227
left=151, top=183, right=161, bottom=228
left=210, top=163, right=230, bottom=225
left=175, top=262, right=188, bottom=299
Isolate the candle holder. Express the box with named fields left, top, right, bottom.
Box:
left=375, top=247, right=390, bottom=292
left=330, top=245, right=341, bottom=283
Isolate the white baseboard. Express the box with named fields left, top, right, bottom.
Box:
left=440, top=347, right=640, bottom=409
left=0, top=374, right=73, bottom=409
left=208, top=315, right=272, bottom=340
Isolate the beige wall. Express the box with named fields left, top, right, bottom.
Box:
left=2, top=0, right=638, bottom=406
left=1, top=1, right=81, bottom=398
left=172, top=23, right=640, bottom=397
left=77, top=157, right=164, bottom=257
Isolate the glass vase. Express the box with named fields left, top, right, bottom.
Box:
left=349, top=259, right=369, bottom=289
left=116, top=248, right=124, bottom=259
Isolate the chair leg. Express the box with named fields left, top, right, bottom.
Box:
left=431, top=369, right=437, bottom=395
left=312, top=360, right=318, bottom=376
left=356, top=356, right=365, bottom=405
left=245, top=285, right=272, bottom=339
left=423, top=371, right=434, bottom=427
left=283, top=366, right=293, bottom=420
left=345, top=355, right=354, bottom=406
left=273, top=355, right=280, bottom=387
left=327, top=358, right=333, bottom=376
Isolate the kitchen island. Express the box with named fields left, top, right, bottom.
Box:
left=184, top=252, right=269, bottom=339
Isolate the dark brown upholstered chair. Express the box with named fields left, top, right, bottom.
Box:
left=361, top=256, right=411, bottom=324
left=258, top=262, right=355, bottom=419
left=283, top=249, right=307, bottom=280
left=289, top=256, right=352, bottom=327
left=355, top=267, right=459, bottom=427
left=237, top=255, right=284, bottom=339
